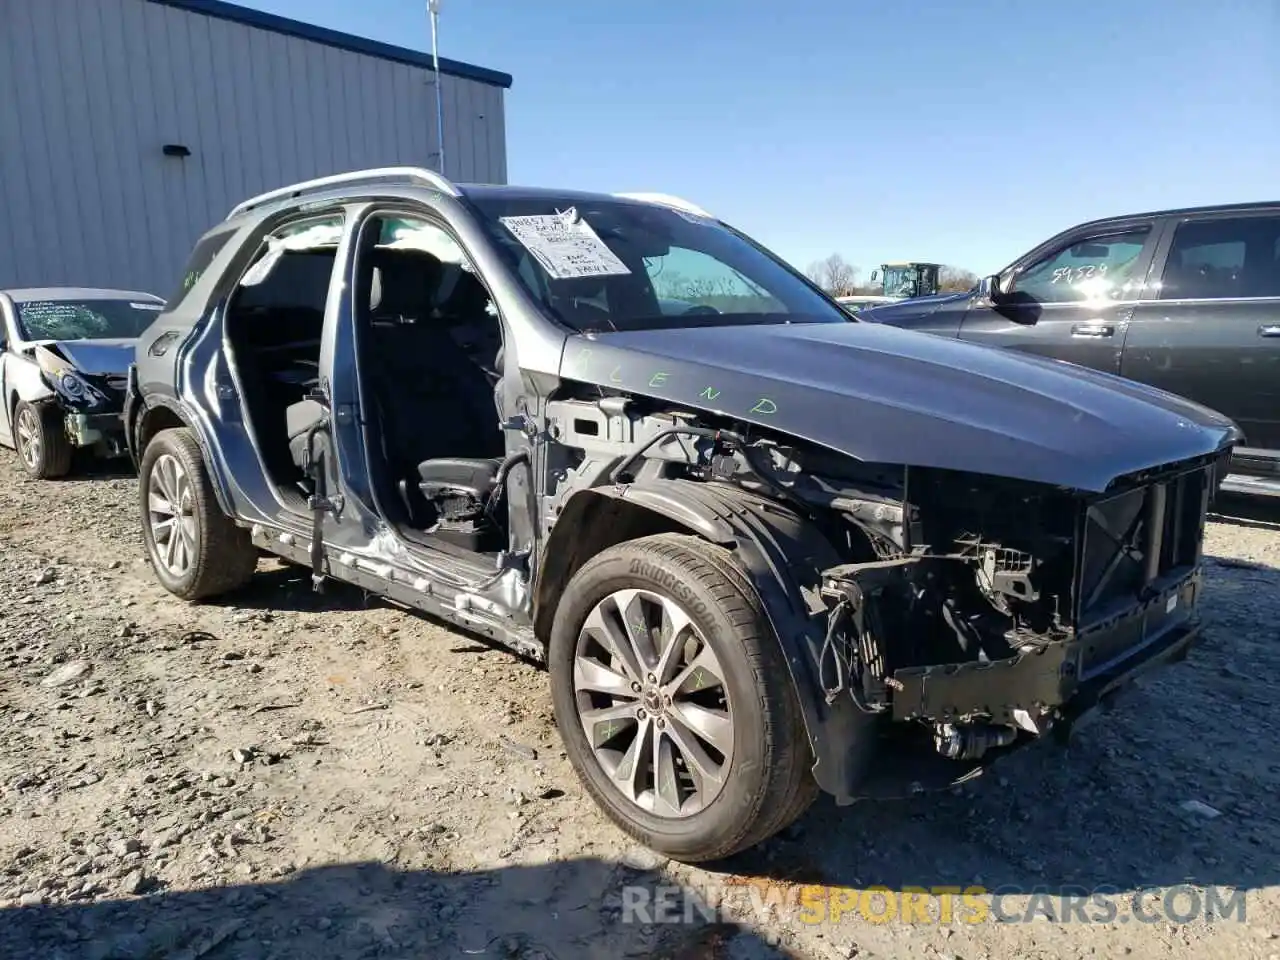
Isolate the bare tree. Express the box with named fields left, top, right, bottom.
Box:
left=938, top=265, right=980, bottom=292
left=805, top=254, right=861, bottom=296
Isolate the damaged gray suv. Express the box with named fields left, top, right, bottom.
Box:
left=124, top=167, right=1241, bottom=862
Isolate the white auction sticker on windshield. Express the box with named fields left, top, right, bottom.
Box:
left=499, top=210, right=631, bottom=279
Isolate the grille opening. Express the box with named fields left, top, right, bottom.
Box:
left=1077, top=463, right=1209, bottom=628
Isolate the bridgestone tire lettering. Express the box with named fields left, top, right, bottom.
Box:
left=629, top=558, right=713, bottom=625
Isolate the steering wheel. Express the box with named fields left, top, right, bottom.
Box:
left=682, top=304, right=721, bottom=316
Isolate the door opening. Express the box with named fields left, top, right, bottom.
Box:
left=223, top=215, right=344, bottom=512
left=345, top=214, right=509, bottom=557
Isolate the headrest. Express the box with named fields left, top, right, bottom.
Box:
left=369, top=249, right=443, bottom=320
left=436, top=267, right=491, bottom=319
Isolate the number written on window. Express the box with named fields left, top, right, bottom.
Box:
left=1050, top=264, right=1110, bottom=285
left=1013, top=227, right=1150, bottom=304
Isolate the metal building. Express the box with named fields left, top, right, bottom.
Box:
left=0, top=0, right=512, bottom=294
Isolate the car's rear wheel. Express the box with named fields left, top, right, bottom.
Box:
left=139, top=427, right=258, bottom=600
left=12, top=400, right=72, bottom=479
left=549, top=532, right=818, bottom=863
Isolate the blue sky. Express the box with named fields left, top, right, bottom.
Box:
left=240, top=0, right=1277, bottom=278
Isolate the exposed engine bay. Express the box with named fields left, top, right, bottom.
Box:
left=544, top=390, right=1227, bottom=775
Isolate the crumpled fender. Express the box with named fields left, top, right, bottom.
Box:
left=545, top=479, right=877, bottom=801
left=6, top=352, right=55, bottom=408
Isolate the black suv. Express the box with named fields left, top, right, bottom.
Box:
left=124, top=168, right=1239, bottom=862
left=861, top=202, right=1280, bottom=498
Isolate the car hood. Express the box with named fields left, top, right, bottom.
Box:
left=42, top=338, right=135, bottom=377
left=558, top=321, right=1240, bottom=492
left=858, top=291, right=969, bottom=325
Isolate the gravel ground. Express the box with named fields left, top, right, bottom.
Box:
left=0, top=447, right=1278, bottom=960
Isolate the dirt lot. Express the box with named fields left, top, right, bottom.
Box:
left=0, top=448, right=1278, bottom=960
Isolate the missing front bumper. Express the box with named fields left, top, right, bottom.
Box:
left=64, top=411, right=126, bottom=454
left=836, top=614, right=1201, bottom=804
left=890, top=570, right=1202, bottom=725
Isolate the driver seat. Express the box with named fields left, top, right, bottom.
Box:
left=418, top=457, right=499, bottom=508
left=414, top=456, right=504, bottom=551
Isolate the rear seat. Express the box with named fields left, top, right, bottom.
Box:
left=286, top=397, right=325, bottom=474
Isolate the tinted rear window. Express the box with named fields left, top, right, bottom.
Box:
left=165, top=228, right=235, bottom=308
left=1159, top=216, right=1280, bottom=300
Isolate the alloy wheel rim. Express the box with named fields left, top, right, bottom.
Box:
left=572, top=588, right=734, bottom=818
left=148, top=453, right=197, bottom=576
left=16, top=408, right=40, bottom=469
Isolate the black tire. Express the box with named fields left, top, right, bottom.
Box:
left=138, top=427, right=258, bottom=600
left=549, top=532, right=818, bottom=863
left=12, top=400, right=73, bottom=479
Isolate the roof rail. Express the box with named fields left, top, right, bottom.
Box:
left=614, top=192, right=714, bottom=220
left=226, top=166, right=460, bottom=220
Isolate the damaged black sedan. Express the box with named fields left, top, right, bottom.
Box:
left=1, top=287, right=165, bottom=478
left=125, top=169, right=1241, bottom=863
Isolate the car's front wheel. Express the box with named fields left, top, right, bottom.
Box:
left=12, top=400, right=72, bottom=479
left=549, top=533, right=818, bottom=863
left=139, top=427, right=258, bottom=600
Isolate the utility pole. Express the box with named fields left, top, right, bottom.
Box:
left=428, top=0, right=445, bottom=175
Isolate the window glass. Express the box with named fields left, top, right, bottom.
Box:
left=166, top=228, right=234, bottom=308
left=882, top=265, right=919, bottom=298
left=646, top=246, right=785, bottom=316
left=466, top=194, right=847, bottom=332
left=15, top=298, right=165, bottom=341
left=1158, top=216, right=1280, bottom=300
left=1012, top=228, right=1150, bottom=304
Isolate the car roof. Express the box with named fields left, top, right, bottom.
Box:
left=222, top=167, right=718, bottom=223
left=1075, top=200, right=1280, bottom=230
left=458, top=183, right=683, bottom=208
left=2, top=286, right=164, bottom=304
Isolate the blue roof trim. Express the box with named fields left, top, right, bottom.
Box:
left=145, top=0, right=513, bottom=89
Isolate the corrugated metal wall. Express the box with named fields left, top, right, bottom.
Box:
left=0, top=0, right=508, bottom=294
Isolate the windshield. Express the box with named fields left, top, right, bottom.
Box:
left=465, top=194, right=849, bottom=332
left=16, top=298, right=163, bottom=341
